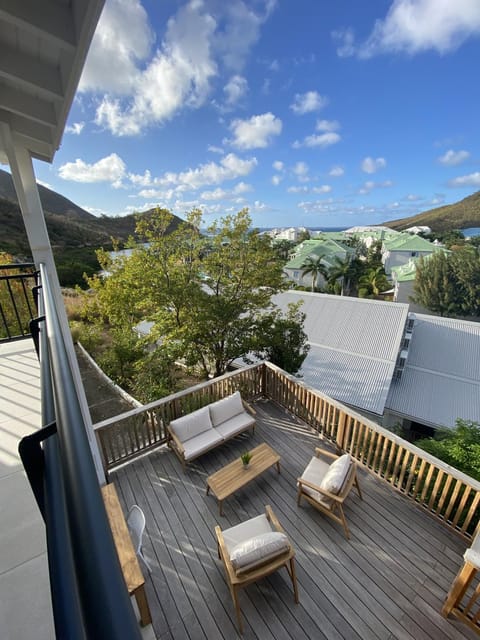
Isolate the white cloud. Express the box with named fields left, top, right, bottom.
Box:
left=361, top=156, right=386, bottom=173
left=290, top=91, right=327, bottom=114
left=232, top=181, right=252, bottom=194
left=88, top=1, right=218, bottom=135
left=448, top=172, right=480, bottom=187
left=208, top=145, right=224, bottom=154
left=200, top=188, right=228, bottom=201
left=157, top=153, right=257, bottom=190
left=129, top=170, right=152, bottom=186
left=287, top=186, right=308, bottom=194
left=36, top=179, right=52, bottom=190
left=329, top=165, right=344, bottom=177
left=272, top=175, right=282, bottom=186
left=332, top=27, right=356, bottom=58
left=359, top=179, right=393, bottom=194
left=405, top=193, right=422, bottom=201
left=224, top=75, right=248, bottom=105
left=438, top=149, right=470, bottom=166
left=346, top=0, right=480, bottom=59
left=293, top=132, right=341, bottom=149
left=58, top=153, right=126, bottom=187
left=80, top=0, right=154, bottom=94
left=316, top=119, right=340, bottom=132
left=229, top=112, right=282, bottom=149
left=293, top=161, right=309, bottom=177
left=312, top=185, right=332, bottom=194
left=65, top=122, right=85, bottom=135
left=273, top=160, right=284, bottom=171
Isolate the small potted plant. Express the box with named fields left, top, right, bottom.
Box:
left=241, top=450, right=252, bottom=469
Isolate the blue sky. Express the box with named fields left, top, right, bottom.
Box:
left=31, top=0, right=480, bottom=228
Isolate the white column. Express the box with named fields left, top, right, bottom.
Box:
left=0, top=123, right=106, bottom=483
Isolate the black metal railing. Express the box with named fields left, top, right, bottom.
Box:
left=0, top=262, right=37, bottom=342
left=19, top=264, right=141, bottom=640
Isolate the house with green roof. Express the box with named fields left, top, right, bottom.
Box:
left=283, top=238, right=349, bottom=289
left=382, top=233, right=444, bottom=275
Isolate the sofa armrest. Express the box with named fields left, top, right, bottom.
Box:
left=296, top=477, right=345, bottom=504
left=167, top=425, right=186, bottom=456
left=314, top=447, right=339, bottom=462
left=242, top=399, right=256, bottom=416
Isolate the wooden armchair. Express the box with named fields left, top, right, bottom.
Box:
left=215, top=505, right=299, bottom=634
left=297, top=447, right=362, bottom=539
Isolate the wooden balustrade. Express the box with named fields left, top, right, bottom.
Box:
left=94, top=361, right=480, bottom=539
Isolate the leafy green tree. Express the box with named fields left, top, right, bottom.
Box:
left=412, top=252, right=461, bottom=316
left=296, top=229, right=311, bottom=243
left=0, top=253, right=36, bottom=339
left=273, top=239, right=295, bottom=261
left=450, top=246, right=480, bottom=316
left=415, top=419, right=480, bottom=481
left=251, top=302, right=310, bottom=375
left=82, top=208, right=289, bottom=379
left=300, top=255, right=329, bottom=291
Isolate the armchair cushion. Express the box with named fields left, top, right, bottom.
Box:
left=230, top=532, right=290, bottom=575
left=169, top=405, right=213, bottom=442
left=319, top=453, right=351, bottom=495
left=209, top=391, right=244, bottom=427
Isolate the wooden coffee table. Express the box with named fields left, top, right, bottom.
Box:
left=206, top=442, right=281, bottom=515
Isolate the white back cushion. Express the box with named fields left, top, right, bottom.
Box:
left=169, top=405, right=213, bottom=442
left=230, top=532, right=289, bottom=574
left=319, top=454, right=352, bottom=495
left=209, top=391, right=244, bottom=427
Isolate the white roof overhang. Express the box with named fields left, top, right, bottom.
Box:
left=0, top=0, right=105, bottom=164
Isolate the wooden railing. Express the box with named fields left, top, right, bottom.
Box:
left=94, top=361, right=480, bottom=539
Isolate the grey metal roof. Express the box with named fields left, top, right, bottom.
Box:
left=272, top=292, right=409, bottom=414
left=386, top=314, right=480, bottom=428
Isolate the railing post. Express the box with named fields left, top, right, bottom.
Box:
left=336, top=411, right=347, bottom=453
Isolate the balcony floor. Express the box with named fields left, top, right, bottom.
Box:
left=111, top=399, right=475, bottom=640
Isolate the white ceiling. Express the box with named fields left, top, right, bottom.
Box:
left=0, top=0, right=105, bottom=164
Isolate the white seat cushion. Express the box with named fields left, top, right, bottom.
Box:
left=170, top=405, right=213, bottom=442
left=229, top=532, right=290, bottom=575
left=319, top=454, right=351, bottom=495
left=209, top=391, right=244, bottom=427
left=182, top=429, right=223, bottom=460
left=214, top=412, right=255, bottom=439
left=222, top=514, right=273, bottom=551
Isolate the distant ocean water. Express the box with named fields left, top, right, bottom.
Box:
left=463, top=227, right=480, bottom=238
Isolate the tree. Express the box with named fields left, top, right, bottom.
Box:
left=358, top=266, right=390, bottom=298
left=326, top=255, right=355, bottom=296
left=251, top=302, right=310, bottom=375
left=415, top=419, right=480, bottom=481
left=412, top=252, right=461, bottom=316
left=82, top=208, right=290, bottom=379
left=273, top=239, right=295, bottom=261
left=300, top=255, right=329, bottom=291
left=450, top=246, right=480, bottom=316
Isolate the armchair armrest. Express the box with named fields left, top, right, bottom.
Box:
left=314, top=446, right=340, bottom=461
left=265, top=505, right=285, bottom=532
left=296, top=477, right=346, bottom=504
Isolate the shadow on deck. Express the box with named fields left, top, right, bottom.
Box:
left=111, top=400, right=474, bottom=640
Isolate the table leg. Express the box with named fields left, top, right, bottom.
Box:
left=276, top=460, right=281, bottom=473
left=134, top=584, right=152, bottom=627
left=206, top=484, right=210, bottom=495
left=219, top=499, right=224, bottom=516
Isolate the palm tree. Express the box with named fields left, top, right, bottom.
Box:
left=326, top=255, right=353, bottom=296
left=358, top=266, right=389, bottom=298
left=300, top=255, right=329, bottom=291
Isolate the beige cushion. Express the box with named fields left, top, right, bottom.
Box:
left=209, top=391, right=244, bottom=427
left=214, top=412, right=255, bottom=440
left=230, top=532, right=289, bottom=575
left=299, top=456, right=333, bottom=508
left=182, top=429, right=223, bottom=460
left=169, top=405, right=213, bottom=442
left=319, top=454, right=351, bottom=495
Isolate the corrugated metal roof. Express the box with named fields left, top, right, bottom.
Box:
left=272, top=292, right=409, bottom=414
left=386, top=314, right=480, bottom=428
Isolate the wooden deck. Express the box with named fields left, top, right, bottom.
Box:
left=112, top=400, right=475, bottom=640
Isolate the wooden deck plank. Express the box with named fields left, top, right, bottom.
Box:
left=111, top=400, right=477, bottom=640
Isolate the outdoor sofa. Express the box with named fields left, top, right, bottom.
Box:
left=167, top=391, right=256, bottom=468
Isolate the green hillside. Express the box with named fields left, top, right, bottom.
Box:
left=383, top=190, right=480, bottom=232
left=0, top=169, right=185, bottom=285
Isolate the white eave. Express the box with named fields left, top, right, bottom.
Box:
left=0, top=0, right=105, bottom=164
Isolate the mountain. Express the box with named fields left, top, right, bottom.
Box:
left=383, top=190, right=480, bottom=232
left=0, top=169, right=184, bottom=256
